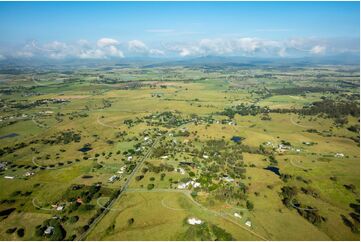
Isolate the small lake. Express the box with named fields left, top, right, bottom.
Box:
left=231, top=136, right=243, bottom=143
left=78, top=147, right=92, bottom=152
left=264, top=166, right=280, bottom=176
left=0, top=133, right=19, bottom=140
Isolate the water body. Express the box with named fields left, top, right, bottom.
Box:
left=231, top=136, right=244, bottom=143
left=78, top=147, right=92, bottom=152
left=264, top=166, right=280, bottom=176
left=0, top=133, right=19, bottom=140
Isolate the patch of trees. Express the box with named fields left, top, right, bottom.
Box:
left=35, top=219, right=66, bottom=241
left=272, top=99, right=359, bottom=121
left=181, top=221, right=234, bottom=241
left=280, top=186, right=325, bottom=226
left=270, top=86, right=337, bottom=95
left=144, top=161, right=174, bottom=173
left=217, top=104, right=267, bottom=118
left=0, top=142, right=28, bottom=157
left=42, top=130, right=81, bottom=145
left=347, top=125, right=359, bottom=133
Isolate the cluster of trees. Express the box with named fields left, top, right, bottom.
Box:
left=217, top=104, right=268, bottom=118
left=271, top=86, right=337, bottom=95
left=181, top=221, right=234, bottom=241
left=280, top=186, right=325, bottom=226
left=0, top=141, right=28, bottom=157
left=341, top=200, right=360, bottom=234
left=272, top=99, right=359, bottom=123
left=42, top=130, right=81, bottom=145
left=143, top=161, right=174, bottom=173
left=35, top=219, right=66, bottom=240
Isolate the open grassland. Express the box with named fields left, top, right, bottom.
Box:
left=0, top=65, right=359, bottom=240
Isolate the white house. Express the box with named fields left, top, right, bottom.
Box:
left=187, top=217, right=203, bottom=225
left=335, top=153, right=345, bottom=158
left=234, top=213, right=242, bottom=219
left=245, top=220, right=252, bottom=227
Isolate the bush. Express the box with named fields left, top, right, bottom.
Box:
left=147, top=184, right=155, bottom=190
left=16, top=228, right=25, bottom=237
left=246, top=200, right=254, bottom=210
left=5, top=227, right=17, bottom=234
left=128, top=218, right=135, bottom=226
left=135, top=175, right=144, bottom=181
left=79, top=204, right=95, bottom=211
left=68, top=216, right=79, bottom=224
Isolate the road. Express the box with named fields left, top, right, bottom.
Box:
left=77, top=134, right=162, bottom=241
left=125, top=188, right=268, bottom=241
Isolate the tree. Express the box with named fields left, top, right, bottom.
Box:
left=128, top=218, right=135, bottom=226
left=246, top=200, right=254, bottom=210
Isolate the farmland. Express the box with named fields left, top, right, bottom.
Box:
left=0, top=62, right=359, bottom=240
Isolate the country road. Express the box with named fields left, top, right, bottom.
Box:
left=77, top=134, right=162, bottom=241
left=125, top=188, right=268, bottom=241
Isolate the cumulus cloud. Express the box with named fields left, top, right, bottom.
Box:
left=3, top=36, right=355, bottom=59
left=170, top=37, right=283, bottom=57
left=310, top=45, right=326, bottom=54
left=128, top=40, right=164, bottom=56
left=97, top=38, right=119, bottom=47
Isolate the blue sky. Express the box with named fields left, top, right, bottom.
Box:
left=0, top=1, right=359, bottom=59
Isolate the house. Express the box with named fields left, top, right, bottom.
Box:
left=0, top=162, right=6, bottom=171
left=144, top=136, right=150, bottom=141
left=187, top=217, right=203, bottom=225
left=175, top=168, right=185, bottom=175
left=202, top=155, right=209, bottom=159
left=127, top=156, right=133, bottom=161
left=56, top=205, right=64, bottom=211
left=4, top=176, right=14, bottom=179
left=117, top=166, right=126, bottom=174
left=234, top=213, right=242, bottom=219
left=245, top=220, right=252, bottom=227
left=161, top=155, right=168, bottom=159
left=108, top=175, right=119, bottom=183
left=222, top=176, right=234, bottom=183
left=177, top=180, right=201, bottom=189
left=25, top=171, right=35, bottom=177
left=335, top=153, right=344, bottom=158
left=44, top=226, right=54, bottom=235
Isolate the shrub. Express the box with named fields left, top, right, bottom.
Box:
left=16, top=228, right=25, bottom=237
left=5, top=227, right=17, bottom=234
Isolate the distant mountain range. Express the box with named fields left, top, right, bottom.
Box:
left=0, top=53, right=359, bottom=70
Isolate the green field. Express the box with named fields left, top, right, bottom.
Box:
left=0, top=64, right=359, bottom=240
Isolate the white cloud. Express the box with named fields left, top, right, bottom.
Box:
left=4, top=36, right=353, bottom=59
left=15, top=51, right=34, bottom=58
left=97, top=38, right=119, bottom=48
left=128, top=40, right=148, bottom=53
left=127, top=40, right=164, bottom=56
left=310, top=45, right=326, bottom=54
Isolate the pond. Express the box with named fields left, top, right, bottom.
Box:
left=78, top=147, right=92, bottom=152
left=0, top=133, right=19, bottom=140
left=264, top=166, right=280, bottom=176
left=231, top=136, right=244, bottom=143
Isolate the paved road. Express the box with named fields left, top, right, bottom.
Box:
left=77, top=134, right=161, bottom=241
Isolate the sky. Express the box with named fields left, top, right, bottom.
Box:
left=0, top=1, right=359, bottom=60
